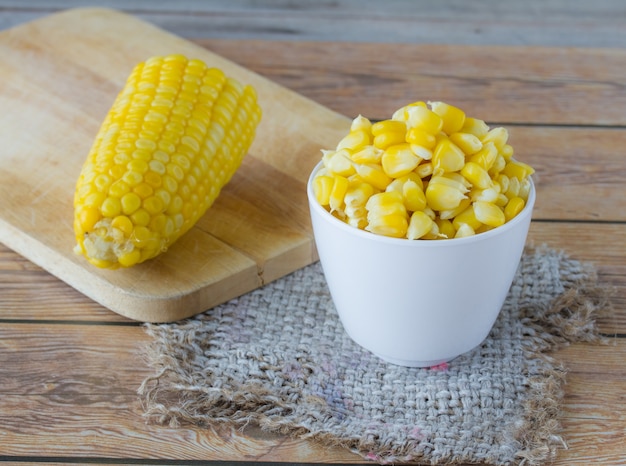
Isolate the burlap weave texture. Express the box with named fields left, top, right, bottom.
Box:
left=139, top=246, right=608, bottom=465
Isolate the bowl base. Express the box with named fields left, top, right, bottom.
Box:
left=373, top=352, right=452, bottom=368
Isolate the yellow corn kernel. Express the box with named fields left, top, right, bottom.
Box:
left=481, top=127, right=509, bottom=150
left=410, top=144, right=433, bottom=161
left=449, top=132, right=483, bottom=155
left=455, top=223, right=476, bottom=238
left=495, top=193, right=509, bottom=207
left=425, top=176, right=468, bottom=211
left=345, top=181, right=375, bottom=209
left=381, top=143, right=422, bottom=178
left=518, top=178, right=531, bottom=201
left=322, top=149, right=356, bottom=176
left=432, top=139, right=466, bottom=174
left=502, top=159, right=535, bottom=180
left=73, top=54, right=262, bottom=268
left=506, top=176, right=521, bottom=198
left=313, top=175, right=334, bottom=206
left=336, top=129, right=372, bottom=152
left=392, top=101, right=427, bottom=121
left=405, top=127, right=437, bottom=148
left=415, top=162, right=434, bottom=178
left=504, top=197, right=526, bottom=221
left=407, top=211, right=434, bottom=240
left=406, top=106, right=443, bottom=134
left=469, top=186, right=499, bottom=203
left=386, top=171, right=424, bottom=193
left=435, top=218, right=456, bottom=239
left=365, top=191, right=406, bottom=217
left=366, top=214, right=408, bottom=238
left=495, top=174, right=509, bottom=194
left=354, top=163, right=392, bottom=190
left=488, top=153, right=506, bottom=177
left=350, top=114, right=372, bottom=132
left=460, top=162, right=492, bottom=189
left=329, top=175, right=349, bottom=213
left=371, top=119, right=406, bottom=136
left=461, top=117, right=490, bottom=138
left=373, top=131, right=406, bottom=150
left=402, top=179, right=427, bottom=212
left=439, top=198, right=471, bottom=220
left=500, top=143, right=514, bottom=161
left=351, top=146, right=384, bottom=164
left=473, top=201, right=506, bottom=227
left=429, top=101, right=466, bottom=135
left=452, top=205, right=482, bottom=231
left=469, top=141, right=498, bottom=171
left=365, top=192, right=408, bottom=238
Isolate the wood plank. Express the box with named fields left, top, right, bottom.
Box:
left=1, top=323, right=624, bottom=464
left=2, top=221, right=624, bottom=331
left=1, top=1, right=626, bottom=47
left=196, top=39, right=626, bottom=126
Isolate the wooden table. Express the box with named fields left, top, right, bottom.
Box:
left=1, top=2, right=624, bottom=464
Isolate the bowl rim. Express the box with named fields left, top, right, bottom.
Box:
left=307, top=160, right=536, bottom=247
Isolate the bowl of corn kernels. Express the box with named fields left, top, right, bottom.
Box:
left=307, top=101, right=535, bottom=367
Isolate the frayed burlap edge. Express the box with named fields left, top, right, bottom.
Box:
left=506, top=244, right=613, bottom=466
left=138, top=245, right=613, bottom=465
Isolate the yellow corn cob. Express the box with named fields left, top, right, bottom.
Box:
left=73, top=54, right=262, bottom=268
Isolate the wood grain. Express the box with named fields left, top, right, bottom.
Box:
left=0, top=4, right=624, bottom=466
left=1, top=323, right=624, bottom=464
left=197, top=39, right=626, bottom=126
left=1, top=0, right=626, bottom=48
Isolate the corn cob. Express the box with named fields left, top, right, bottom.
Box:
left=313, top=100, right=534, bottom=240
left=73, top=54, right=262, bottom=268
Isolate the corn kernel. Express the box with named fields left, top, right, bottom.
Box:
left=407, top=211, right=434, bottom=240
left=481, top=127, right=509, bottom=150
left=473, top=201, right=506, bottom=227
left=381, top=144, right=422, bottom=178
left=455, top=223, right=476, bottom=238
left=432, top=139, right=466, bottom=174
left=336, top=129, right=371, bottom=152
left=435, top=218, right=456, bottom=239
left=354, top=163, right=392, bottom=190
left=415, top=162, right=434, bottom=178
left=503, top=159, right=535, bottom=180
left=323, top=149, right=355, bottom=176
left=449, top=132, right=483, bottom=155
left=371, top=119, right=406, bottom=136
left=365, top=191, right=406, bottom=217
left=429, top=101, right=466, bottom=135
left=461, top=162, right=492, bottom=189
left=373, top=131, right=406, bottom=150
left=469, top=142, right=498, bottom=171
left=406, top=106, right=443, bottom=134
left=351, top=146, right=384, bottom=164
left=402, top=180, right=427, bottom=212
left=350, top=114, right=372, bottom=132
left=406, top=127, right=437, bottom=148
left=504, top=197, right=526, bottom=221
left=329, top=175, right=349, bottom=213
left=461, top=117, right=490, bottom=138
left=426, top=176, right=468, bottom=211
left=452, top=205, right=482, bottom=231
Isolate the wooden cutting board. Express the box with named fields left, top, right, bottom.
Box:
left=0, top=8, right=350, bottom=322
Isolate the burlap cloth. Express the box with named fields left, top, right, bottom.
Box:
left=139, top=245, right=610, bottom=465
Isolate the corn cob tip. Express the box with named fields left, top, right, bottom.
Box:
left=73, top=54, right=262, bottom=268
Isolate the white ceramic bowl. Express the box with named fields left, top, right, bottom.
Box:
left=307, top=161, right=536, bottom=367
